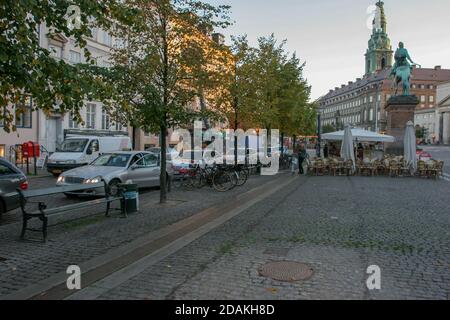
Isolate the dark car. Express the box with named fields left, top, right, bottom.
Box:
left=0, top=158, right=28, bottom=218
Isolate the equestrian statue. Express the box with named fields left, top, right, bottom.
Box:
left=390, top=42, right=420, bottom=96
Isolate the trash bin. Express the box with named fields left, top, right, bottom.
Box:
left=119, top=184, right=139, bottom=214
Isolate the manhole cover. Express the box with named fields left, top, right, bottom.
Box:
left=259, top=261, right=313, bottom=282
left=0, top=257, right=7, bottom=262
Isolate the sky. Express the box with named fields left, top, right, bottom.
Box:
left=207, top=0, right=450, bottom=101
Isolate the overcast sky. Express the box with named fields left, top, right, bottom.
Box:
left=207, top=0, right=450, bottom=101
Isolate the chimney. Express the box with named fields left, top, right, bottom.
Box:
left=356, top=78, right=362, bottom=81
left=211, top=33, right=225, bottom=45
left=348, top=81, right=353, bottom=85
left=435, top=65, right=442, bottom=70
left=335, top=87, right=339, bottom=90
left=341, top=85, right=346, bottom=88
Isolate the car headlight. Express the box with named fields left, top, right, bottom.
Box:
left=85, top=176, right=102, bottom=184
left=57, top=176, right=65, bottom=183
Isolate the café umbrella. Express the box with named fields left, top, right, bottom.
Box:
left=340, top=125, right=356, bottom=172
left=404, top=121, right=417, bottom=172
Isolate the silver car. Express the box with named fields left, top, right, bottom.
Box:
left=56, top=151, right=173, bottom=197
left=0, top=158, right=28, bottom=218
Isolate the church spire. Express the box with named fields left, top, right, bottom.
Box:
left=365, top=1, right=393, bottom=74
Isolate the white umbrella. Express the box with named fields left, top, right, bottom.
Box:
left=341, top=125, right=356, bottom=172
left=322, top=128, right=395, bottom=143
left=404, top=121, right=417, bottom=172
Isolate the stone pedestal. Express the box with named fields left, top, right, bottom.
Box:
left=385, top=95, right=419, bottom=155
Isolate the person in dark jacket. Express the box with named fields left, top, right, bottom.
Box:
left=324, top=144, right=329, bottom=158
left=298, top=144, right=308, bottom=175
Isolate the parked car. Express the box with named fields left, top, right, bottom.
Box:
left=56, top=151, right=173, bottom=197
left=0, top=158, right=28, bottom=217
left=47, top=135, right=132, bottom=176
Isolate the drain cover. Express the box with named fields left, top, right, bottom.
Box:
left=259, top=261, right=313, bottom=282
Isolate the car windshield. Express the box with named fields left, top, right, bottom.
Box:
left=91, top=154, right=132, bottom=167
left=56, top=139, right=89, bottom=153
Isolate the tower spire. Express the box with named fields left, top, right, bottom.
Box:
left=376, top=1, right=387, bottom=33
left=365, top=1, right=392, bottom=74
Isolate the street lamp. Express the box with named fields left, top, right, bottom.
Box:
left=317, top=111, right=322, bottom=157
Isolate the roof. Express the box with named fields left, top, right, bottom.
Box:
left=319, top=67, right=450, bottom=102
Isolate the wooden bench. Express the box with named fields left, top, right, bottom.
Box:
left=17, top=181, right=125, bottom=242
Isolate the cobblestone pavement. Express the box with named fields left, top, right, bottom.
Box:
left=422, top=146, right=450, bottom=175
left=96, top=176, right=450, bottom=300
left=0, top=173, right=276, bottom=297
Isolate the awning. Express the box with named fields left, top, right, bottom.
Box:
left=322, top=128, right=395, bottom=143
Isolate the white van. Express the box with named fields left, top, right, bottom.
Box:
left=47, top=135, right=132, bottom=176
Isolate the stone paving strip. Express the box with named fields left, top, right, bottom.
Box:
left=0, top=173, right=296, bottom=300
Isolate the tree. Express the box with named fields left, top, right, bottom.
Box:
left=248, top=35, right=312, bottom=147
left=0, top=0, right=138, bottom=131
left=107, top=0, right=231, bottom=203
left=322, top=124, right=336, bottom=134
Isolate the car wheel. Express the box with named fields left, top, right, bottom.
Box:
left=108, top=179, right=121, bottom=197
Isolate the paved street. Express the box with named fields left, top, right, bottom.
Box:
left=422, top=146, right=450, bottom=176
left=0, top=172, right=449, bottom=300
left=94, top=176, right=450, bottom=300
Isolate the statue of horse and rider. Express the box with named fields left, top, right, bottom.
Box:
left=390, top=42, right=420, bottom=96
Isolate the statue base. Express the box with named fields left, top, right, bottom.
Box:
left=385, top=95, right=419, bottom=155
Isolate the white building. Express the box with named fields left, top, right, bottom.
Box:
left=414, top=109, right=436, bottom=143
left=436, top=81, right=450, bottom=144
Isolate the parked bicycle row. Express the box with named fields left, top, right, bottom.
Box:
left=173, top=164, right=260, bottom=192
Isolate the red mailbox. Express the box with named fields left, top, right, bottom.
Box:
left=22, top=142, right=40, bottom=158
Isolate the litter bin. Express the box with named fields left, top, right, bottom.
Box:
left=119, top=184, right=139, bottom=214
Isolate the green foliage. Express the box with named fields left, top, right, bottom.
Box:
left=322, top=124, right=336, bottom=134
left=0, top=0, right=139, bottom=131
left=219, top=34, right=312, bottom=135
left=106, top=0, right=231, bottom=203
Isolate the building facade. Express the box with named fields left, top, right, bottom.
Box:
left=0, top=23, right=130, bottom=161
left=318, top=1, right=450, bottom=136
left=436, top=81, right=450, bottom=144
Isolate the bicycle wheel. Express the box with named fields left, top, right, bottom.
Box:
left=192, top=170, right=206, bottom=189
left=212, top=170, right=234, bottom=192
left=236, top=170, right=248, bottom=187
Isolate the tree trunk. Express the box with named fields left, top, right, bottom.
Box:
left=234, top=104, right=238, bottom=166
left=160, top=123, right=168, bottom=204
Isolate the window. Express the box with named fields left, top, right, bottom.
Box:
left=0, top=145, right=5, bottom=157
left=429, top=96, right=434, bottom=103
left=136, top=154, right=159, bottom=167
left=369, top=109, right=374, bottom=121
left=90, top=27, right=98, bottom=41
left=421, top=95, right=426, bottom=103
left=70, top=50, right=81, bottom=63
left=101, top=108, right=110, bottom=130
left=102, top=31, right=112, bottom=46
left=87, top=140, right=99, bottom=153
left=86, top=103, right=96, bottom=129
left=15, top=96, right=32, bottom=128
left=0, top=163, right=15, bottom=175
left=48, top=45, right=62, bottom=59
left=369, top=96, right=373, bottom=103
left=68, top=112, right=79, bottom=129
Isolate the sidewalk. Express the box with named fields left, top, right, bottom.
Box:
left=0, top=173, right=285, bottom=298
